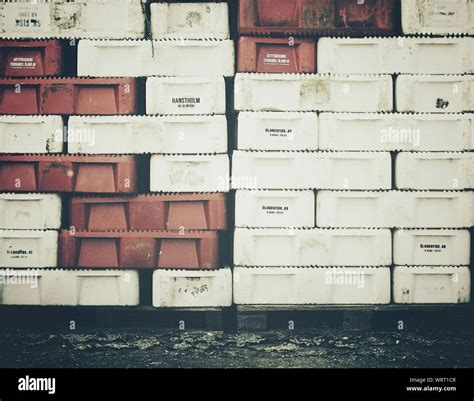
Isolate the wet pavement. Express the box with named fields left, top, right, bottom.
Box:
left=0, top=330, right=473, bottom=368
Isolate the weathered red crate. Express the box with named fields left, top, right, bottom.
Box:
left=0, top=78, right=137, bottom=115
left=238, top=37, right=316, bottom=73
left=59, top=230, right=219, bottom=269
left=0, top=40, right=63, bottom=77
left=0, top=155, right=137, bottom=193
left=70, top=193, right=227, bottom=231
left=238, top=0, right=396, bottom=35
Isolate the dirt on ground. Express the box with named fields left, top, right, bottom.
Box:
left=0, top=330, right=473, bottom=368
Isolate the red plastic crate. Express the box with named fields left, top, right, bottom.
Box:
left=238, top=37, right=316, bottom=73
left=59, top=230, right=219, bottom=269
left=0, top=78, right=137, bottom=115
left=0, top=155, right=137, bottom=193
left=238, top=0, right=396, bottom=35
left=0, top=40, right=63, bottom=77
left=70, top=193, right=227, bottom=231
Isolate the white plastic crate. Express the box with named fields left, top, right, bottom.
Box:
left=394, top=229, right=470, bottom=266
left=0, top=0, right=145, bottom=39
left=152, top=268, right=232, bottom=308
left=233, top=266, right=391, bottom=305
left=146, top=76, right=226, bottom=115
left=396, top=152, right=474, bottom=190
left=396, top=75, right=473, bottom=113
left=78, top=39, right=234, bottom=77
left=234, top=73, right=393, bottom=112
left=0, top=116, right=63, bottom=153
left=319, top=113, right=473, bottom=152
left=232, top=151, right=391, bottom=190
left=0, top=194, right=61, bottom=230
left=150, top=154, right=230, bottom=192
left=0, top=269, right=139, bottom=306
left=235, top=190, right=315, bottom=228
left=318, top=37, right=473, bottom=74
left=67, top=115, right=227, bottom=154
left=233, top=228, right=392, bottom=267
left=316, top=191, right=474, bottom=228
left=393, top=266, right=471, bottom=303
left=150, top=2, right=229, bottom=39
left=237, top=112, right=318, bottom=151
left=401, top=0, right=473, bottom=35
left=0, top=230, right=58, bottom=268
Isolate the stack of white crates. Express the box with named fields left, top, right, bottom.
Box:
left=232, top=1, right=473, bottom=306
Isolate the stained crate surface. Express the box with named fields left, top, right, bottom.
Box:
left=401, top=0, right=474, bottom=35
left=0, top=230, right=58, bottom=268
left=78, top=39, right=235, bottom=77
left=59, top=230, right=219, bottom=269
left=0, top=155, right=137, bottom=194
left=235, top=190, right=315, bottom=228
left=393, top=266, right=471, bottom=304
left=318, top=113, right=474, bottom=152
left=0, top=269, right=140, bottom=306
left=232, top=151, right=391, bottom=190
left=238, top=0, right=396, bottom=35
left=396, top=75, right=473, bottom=113
left=146, top=76, right=226, bottom=115
left=70, top=194, right=227, bottom=231
left=0, top=193, right=61, bottom=229
left=0, top=40, right=62, bottom=77
left=316, top=191, right=474, bottom=228
left=0, top=115, right=63, bottom=153
left=67, top=115, right=227, bottom=154
left=317, top=37, right=474, bottom=74
left=150, top=2, right=230, bottom=39
left=238, top=37, right=317, bottom=73
left=233, top=228, right=392, bottom=267
left=150, top=154, right=230, bottom=193
left=233, top=267, right=391, bottom=305
left=393, top=229, right=471, bottom=266
left=395, top=152, right=474, bottom=190
left=237, top=112, right=318, bottom=151
left=152, top=268, right=232, bottom=308
left=0, top=0, right=145, bottom=39
left=234, top=73, right=393, bottom=112
left=0, top=78, right=137, bottom=115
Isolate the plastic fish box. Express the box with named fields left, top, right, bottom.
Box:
left=0, top=193, right=61, bottom=229
left=235, top=190, right=315, bottom=228
left=59, top=230, right=219, bottom=269
left=393, top=229, right=470, bottom=266
left=0, top=39, right=62, bottom=77
left=152, top=268, right=232, bottom=308
left=238, top=0, right=396, bottom=36
left=0, top=115, right=63, bottom=153
left=318, top=113, right=474, bottom=152
left=0, top=269, right=139, bottom=306
left=70, top=193, right=227, bottom=231
left=146, top=76, right=226, bottom=115
left=393, top=266, right=471, bottom=303
left=150, top=2, right=230, bottom=39
left=238, top=37, right=317, bottom=74
left=0, top=77, right=137, bottom=115
left=67, top=115, right=227, bottom=154
left=233, top=228, right=392, bottom=267
left=234, top=73, right=393, bottom=112
left=0, top=0, right=145, bottom=39
left=78, top=39, right=234, bottom=77
left=0, top=229, right=58, bottom=268
left=233, top=266, right=391, bottom=305
left=150, top=154, right=230, bottom=193
left=237, top=112, right=318, bottom=151
left=0, top=155, right=137, bottom=193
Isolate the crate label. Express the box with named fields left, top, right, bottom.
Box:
left=262, top=205, right=289, bottom=216
left=9, top=57, right=36, bottom=69
left=419, top=243, right=447, bottom=254
left=424, top=2, right=458, bottom=26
